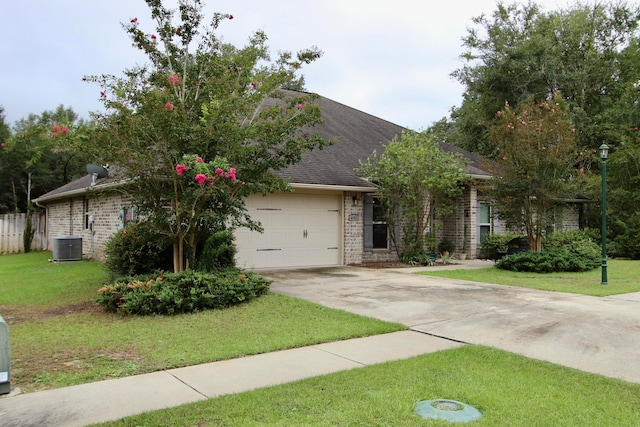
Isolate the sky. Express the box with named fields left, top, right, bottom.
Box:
left=1, top=0, right=574, bottom=131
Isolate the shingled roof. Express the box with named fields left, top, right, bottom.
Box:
left=275, top=90, right=490, bottom=188
left=34, top=91, right=490, bottom=204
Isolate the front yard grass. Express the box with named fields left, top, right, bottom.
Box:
left=419, top=259, right=640, bottom=296
left=96, top=345, right=640, bottom=426
left=0, top=252, right=405, bottom=392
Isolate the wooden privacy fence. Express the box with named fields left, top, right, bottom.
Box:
left=0, top=212, right=47, bottom=254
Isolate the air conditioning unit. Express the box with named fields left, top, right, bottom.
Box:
left=52, top=236, right=83, bottom=261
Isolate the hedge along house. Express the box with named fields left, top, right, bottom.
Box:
left=34, top=91, right=500, bottom=269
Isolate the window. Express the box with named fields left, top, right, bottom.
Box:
left=478, top=201, right=491, bottom=244
left=119, top=207, right=137, bottom=229
left=84, top=198, right=90, bottom=229
left=372, top=197, right=388, bottom=249
left=364, top=194, right=393, bottom=252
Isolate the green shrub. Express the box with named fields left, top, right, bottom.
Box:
left=497, top=247, right=600, bottom=273
left=543, top=228, right=600, bottom=249
left=400, top=238, right=437, bottom=266
left=610, top=213, right=640, bottom=259
left=95, top=269, right=271, bottom=315
left=195, top=229, right=237, bottom=272
left=438, top=238, right=455, bottom=254
left=400, top=248, right=435, bottom=266
left=104, top=221, right=173, bottom=278
left=478, top=232, right=522, bottom=260
left=23, top=213, right=35, bottom=253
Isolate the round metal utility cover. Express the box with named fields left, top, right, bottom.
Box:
left=415, top=399, right=482, bottom=422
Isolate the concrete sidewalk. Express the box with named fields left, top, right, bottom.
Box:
left=0, top=331, right=462, bottom=427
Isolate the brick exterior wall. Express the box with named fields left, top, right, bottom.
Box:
left=344, top=192, right=364, bottom=264
left=44, top=181, right=560, bottom=265
left=344, top=192, right=399, bottom=264
left=557, top=205, right=580, bottom=231
left=344, top=186, right=487, bottom=264
left=45, top=193, right=130, bottom=261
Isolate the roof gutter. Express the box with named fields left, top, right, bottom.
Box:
left=469, top=174, right=492, bottom=181
left=290, top=183, right=377, bottom=192
left=32, top=180, right=127, bottom=204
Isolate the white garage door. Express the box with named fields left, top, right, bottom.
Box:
left=235, top=193, right=342, bottom=269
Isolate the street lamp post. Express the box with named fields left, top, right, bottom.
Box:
left=599, top=143, right=609, bottom=285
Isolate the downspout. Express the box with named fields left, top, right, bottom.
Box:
left=33, top=199, right=48, bottom=251
left=69, top=199, right=74, bottom=235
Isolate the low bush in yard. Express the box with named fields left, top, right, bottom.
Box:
left=96, top=269, right=270, bottom=315
left=103, top=220, right=173, bottom=278
left=497, top=247, right=600, bottom=273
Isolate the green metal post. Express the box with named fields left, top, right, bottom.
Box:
left=601, top=154, right=608, bottom=285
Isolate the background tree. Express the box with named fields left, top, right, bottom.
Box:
left=0, top=107, right=9, bottom=145
left=0, top=106, right=15, bottom=211
left=83, top=0, right=331, bottom=272
left=488, top=93, right=584, bottom=251
left=358, top=130, right=468, bottom=259
left=450, top=1, right=640, bottom=158
left=447, top=1, right=640, bottom=254
left=606, top=39, right=640, bottom=258
left=0, top=105, right=88, bottom=214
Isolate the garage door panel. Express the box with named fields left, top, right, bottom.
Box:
left=270, top=213, right=304, bottom=228
left=235, top=193, right=342, bottom=269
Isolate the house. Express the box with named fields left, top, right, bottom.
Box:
left=33, top=91, right=535, bottom=269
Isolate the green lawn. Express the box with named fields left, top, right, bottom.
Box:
left=96, top=345, right=640, bottom=426
left=0, top=251, right=107, bottom=306
left=0, top=252, right=404, bottom=392
left=419, top=259, right=640, bottom=296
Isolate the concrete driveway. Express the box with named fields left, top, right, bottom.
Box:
left=265, top=266, right=640, bottom=383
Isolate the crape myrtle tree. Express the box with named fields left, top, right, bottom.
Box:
left=358, top=130, right=468, bottom=259
left=0, top=105, right=88, bottom=214
left=83, top=0, right=331, bottom=273
left=488, top=93, right=587, bottom=251
left=1, top=105, right=88, bottom=251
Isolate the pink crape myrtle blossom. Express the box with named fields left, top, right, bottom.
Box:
left=175, top=164, right=187, bottom=175
left=167, top=75, right=180, bottom=85
left=215, top=167, right=224, bottom=177
left=165, top=102, right=174, bottom=111
left=224, top=167, right=237, bottom=181
left=61, top=126, right=68, bottom=134
left=195, top=173, right=207, bottom=185
left=196, top=157, right=203, bottom=162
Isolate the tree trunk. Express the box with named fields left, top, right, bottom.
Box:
left=186, top=232, right=197, bottom=271
left=173, top=240, right=185, bottom=273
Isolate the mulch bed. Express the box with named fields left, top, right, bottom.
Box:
left=352, top=261, right=457, bottom=269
